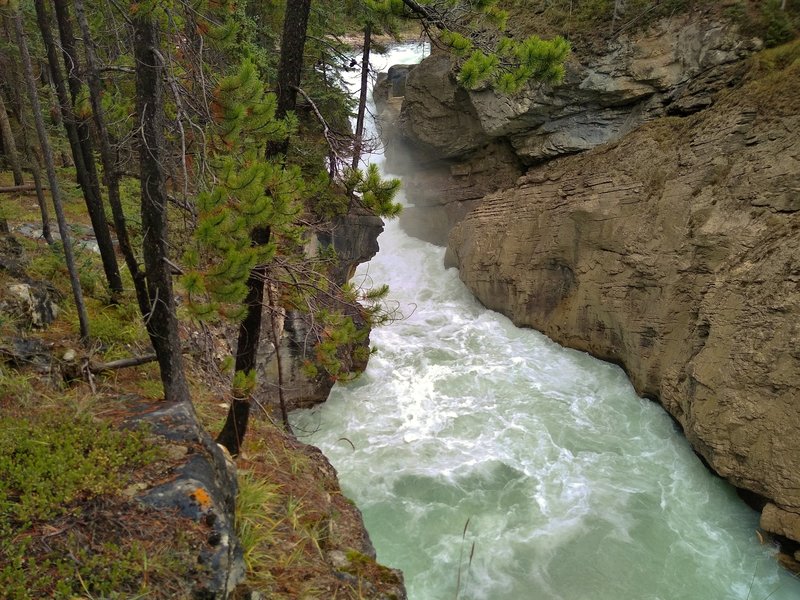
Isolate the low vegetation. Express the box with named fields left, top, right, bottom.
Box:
left=1, top=174, right=401, bottom=598
left=0, top=304, right=206, bottom=599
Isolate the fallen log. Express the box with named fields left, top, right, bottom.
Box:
left=0, top=183, right=48, bottom=193
left=88, top=353, right=158, bottom=373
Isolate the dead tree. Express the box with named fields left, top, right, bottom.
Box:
left=132, top=8, right=191, bottom=405
left=13, top=8, right=89, bottom=340
left=50, top=0, right=124, bottom=299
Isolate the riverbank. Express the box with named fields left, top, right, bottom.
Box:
left=0, top=177, right=405, bottom=599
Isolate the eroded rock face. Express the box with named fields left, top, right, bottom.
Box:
left=446, top=64, right=800, bottom=555
left=252, top=209, right=385, bottom=415
left=377, top=14, right=760, bottom=241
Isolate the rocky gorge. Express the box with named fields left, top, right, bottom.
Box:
left=376, top=13, right=800, bottom=571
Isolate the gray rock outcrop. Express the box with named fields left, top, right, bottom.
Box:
left=0, top=232, right=61, bottom=328
left=445, top=54, right=800, bottom=564
left=249, top=208, right=385, bottom=416
left=133, top=399, right=245, bottom=598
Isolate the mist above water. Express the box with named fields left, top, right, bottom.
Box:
left=291, top=44, right=800, bottom=600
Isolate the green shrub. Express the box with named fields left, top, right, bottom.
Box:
left=726, top=0, right=799, bottom=48
left=0, top=413, right=164, bottom=598
left=763, top=0, right=795, bottom=47
left=0, top=413, right=157, bottom=525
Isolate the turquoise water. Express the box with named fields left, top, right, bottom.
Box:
left=291, top=45, right=800, bottom=600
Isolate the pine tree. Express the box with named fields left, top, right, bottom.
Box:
left=132, top=3, right=191, bottom=404
left=180, top=60, right=300, bottom=326
left=217, top=0, right=314, bottom=455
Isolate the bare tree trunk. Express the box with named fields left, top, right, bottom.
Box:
left=133, top=9, right=191, bottom=405
left=27, top=160, right=53, bottom=245
left=72, top=0, right=150, bottom=317
left=7, top=83, right=54, bottom=245
left=20, top=148, right=54, bottom=245
left=50, top=0, right=123, bottom=300
left=0, top=93, right=25, bottom=186
left=218, top=0, right=312, bottom=455
left=351, top=22, right=372, bottom=171
left=13, top=9, right=89, bottom=340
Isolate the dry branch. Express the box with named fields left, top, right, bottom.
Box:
left=88, top=354, right=158, bottom=374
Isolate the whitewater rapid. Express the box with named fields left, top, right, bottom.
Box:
left=291, top=44, right=800, bottom=600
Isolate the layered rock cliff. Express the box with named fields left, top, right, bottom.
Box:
left=377, top=13, right=761, bottom=243
left=444, top=44, right=800, bottom=566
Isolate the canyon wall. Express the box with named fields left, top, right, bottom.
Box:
left=377, top=13, right=800, bottom=567
left=444, top=48, right=800, bottom=565
left=377, top=14, right=760, bottom=244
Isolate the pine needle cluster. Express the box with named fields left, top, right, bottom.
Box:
left=180, top=60, right=302, bottom=322
left=345, top=164, right=402, bottom=217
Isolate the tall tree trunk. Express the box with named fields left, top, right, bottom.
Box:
left=217, top=0, right=312, bottom=455
left=3, top=65, right=54, bottom=245
left=351, top=22, right=372, bottom=171
left=133, top=9, right=191, bottom=405
left=72, top=0, right=149, bottom=317
left=13, top=9, right=89, bottom=340
left=216, top=225, right=270, bottom=455
left=0, top=93, right=25, bottom=186
left=270, top=0, right=313, bottom=157
left=50, top=0, right=123, bottom=300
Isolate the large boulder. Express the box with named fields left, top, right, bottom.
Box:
left=0, top=232, right=61, bottom=328
left=374, top=64, right=417, bottom=114
left=2, top=282, right=60, bottom=328
left=446, top=54, right=800, bottom=558
left=132, top=399, right=245, bottom=598
left=395, top=51, right=490, bottom=161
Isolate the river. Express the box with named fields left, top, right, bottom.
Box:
left=291, top=43, right=800, bottom=600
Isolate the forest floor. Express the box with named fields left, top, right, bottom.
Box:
left=0, top=174, right=403, bottom=599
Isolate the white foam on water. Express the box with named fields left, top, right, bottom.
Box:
left=291, top=44, right=800, bottom=600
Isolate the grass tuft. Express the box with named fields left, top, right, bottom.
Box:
left=236, top=469, right=281, bottom=578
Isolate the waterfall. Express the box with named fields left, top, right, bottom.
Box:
left=291, top=43, right=800, bottom=600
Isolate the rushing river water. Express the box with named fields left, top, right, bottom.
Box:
left=291, top=44, right=800, bottom=600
